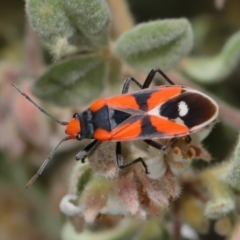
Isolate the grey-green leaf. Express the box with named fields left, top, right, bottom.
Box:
left=113, top=19, right=193, bottom=72
left=26, top=0, right=111, bottom=51
left=181, top=31, right=240, bottom=83
left=31, top=55, right=107, bottom=106
left=26, top=0, right=74, bottom=41
left=63, top=0, right=111, bottom=47
left=224, top=134, right=240, bottom=189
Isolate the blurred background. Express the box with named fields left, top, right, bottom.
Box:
left=1, top=0, right=240, bottom=239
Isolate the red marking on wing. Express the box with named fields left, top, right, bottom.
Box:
left=111, top=118, right=142, bottom=140
left=147, top=86, right=182, bottom=110
left=106, top=94, right=139, bottom=110
left=110, top=115, right=189, bottom=141
left=91, top=86, right=187, bottom=141
left=90, top=99, right=106, bottom=112
left=94, top=128, right=112, bottom=140
left=150, top=115, right=189, bottom=136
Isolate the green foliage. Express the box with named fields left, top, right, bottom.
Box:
left=76, top=168, right=92, bottom=195
left=225, top=134, right=240, bottom=189
left=63, top=0, right=111, bottom=47
left=26, top=0, right=196, bottom=107
left=26, top=0, right=75, bottom=41
left=26, top=0, right=111, bottom=48
left=204, top=184, right=235, bottom=219
left=31, top=54, right=107, bottom=106
left=182, top=31, right=240, bottom=83
left=7, top=0, right=240, bottom=239
left=113, top=19, right=193, bottom=72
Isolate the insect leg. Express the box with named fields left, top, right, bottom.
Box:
left=76, top=139, right=99, bottom=162
left=122, top=68, right=175, bottom=94
left=144, top=138, right=177, bottom=151
left=144, top=140, right=167, bottom=151
left=116, top=142, right=149, bottom=173
left=121, top=77, right=143, bottom=94
left=142, top=68, right=175, bottom=88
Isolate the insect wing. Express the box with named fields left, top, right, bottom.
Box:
left=106, top=86, right=183, bottom=112
left=108, top=86, right=218, bottom=141
left=110, top=115, right=189, bottom=141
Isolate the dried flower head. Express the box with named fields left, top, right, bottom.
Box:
left=60, top=124, right=216, bottom=234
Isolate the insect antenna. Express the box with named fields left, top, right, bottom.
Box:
left=12, top=84, right=68, bottom=125
left=25, top=136, right=71, bottom=189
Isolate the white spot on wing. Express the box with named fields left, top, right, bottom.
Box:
left=178, top=101, right=188, bottom=117
left=183, top=88, right=219, bottom=132
left=175, top=117, right=185, bottom=125
left=147, top=86, right=219, bottom=135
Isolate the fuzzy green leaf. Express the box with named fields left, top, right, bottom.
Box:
left=225, top=134, right=240, bottom=189
left=68, top=163, right=93, bottom=196
left=63, top=0, right=111, bottom=47
left=204, top=188, right=235, bottom=219
left=113, top=19, right=193, bottom=72
left=26, top=0, right=111, bottom=51
left=76, top=168, right=92, bottom=195
left=31, top=54, right=107, bottom=106
left=182, top=31, right=240, bottom=83
left=26, top=0, right=74, bottom=41
left=200, top=165, right=235, bottom=219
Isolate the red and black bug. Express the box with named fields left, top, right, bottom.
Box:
left=13, top=68, right=219, bottom=188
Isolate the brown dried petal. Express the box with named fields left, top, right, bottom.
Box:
left=117, top=172, right=139, bottom=215
left=137, top=172, right=169, bottom=209
left=164, top=170, right=181, bottom=198
left=190, top=145, right=212, bottom=161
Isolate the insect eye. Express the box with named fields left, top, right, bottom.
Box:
left=76, top=134, right=82, bottom=140
left=73, top=113, right=78, bottom=118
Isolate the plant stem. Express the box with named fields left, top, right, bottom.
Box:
left=24, top=22, right=45, bottom=78
left=107, top=0, right=134, bottom=39
left=173, top=199, right=182, bottom=240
